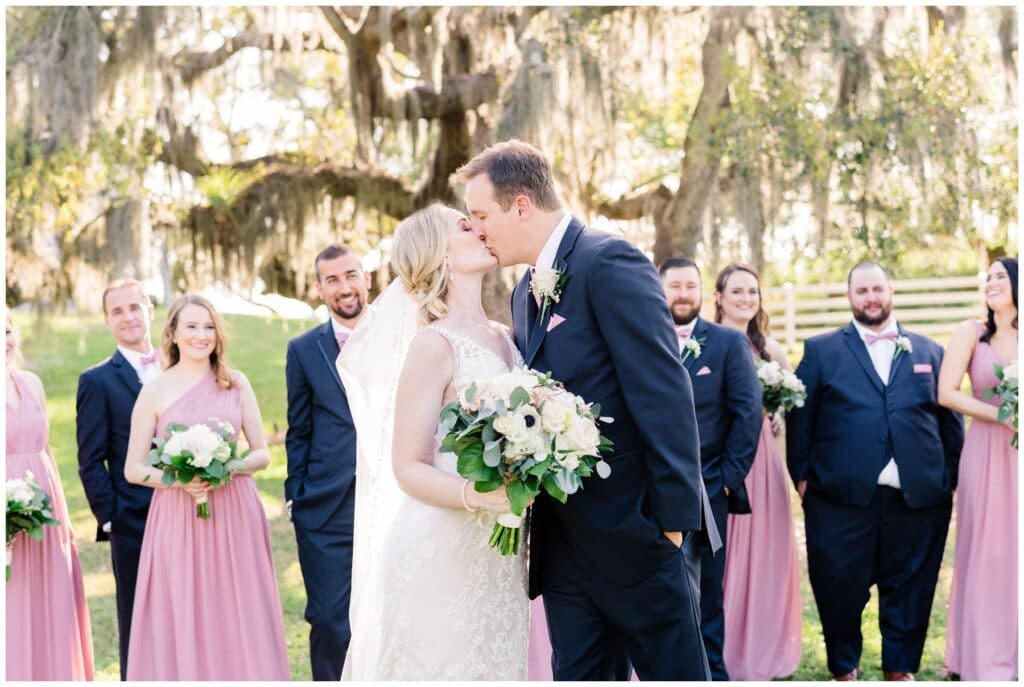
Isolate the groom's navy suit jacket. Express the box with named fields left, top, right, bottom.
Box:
left=513, top=218, right=714, bottom=597
left=786, top=322, right=964, bottom=509
left=76, top=349, right=153, bottom=541
left=285, top=320, right=358, bottom=530
left=683, top=317, right=762, bottom=514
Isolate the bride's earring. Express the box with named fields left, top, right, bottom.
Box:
left=444, top=256, right=454, bottom=282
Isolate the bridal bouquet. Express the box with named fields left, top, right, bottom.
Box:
left=144, top=418, right=249, bottom=518
left=440, top=369, right=614, bottom=555
left=985, top=361, right=1018, bottom=448
left=6, top=472, right=59, bottom=580
left=757, top=360, right=807, bottom=415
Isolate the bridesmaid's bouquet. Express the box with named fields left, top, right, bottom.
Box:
left=144, top=418, right=249, bottom=518
left=5, top=472, right=59, bottom=580
left=440, top=369, right=614, bottom=556
left=757, top=360, right=807, bottom=415
left=985, top=361, right=1018, bottom=448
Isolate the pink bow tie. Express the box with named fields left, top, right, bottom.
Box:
left=865, top=331, right=897, bottom=345
left=677, top=328, right=692, bottom=340
left=336, top=332, right=350, bottom=349
left=140, top=350, right=160, bottom=368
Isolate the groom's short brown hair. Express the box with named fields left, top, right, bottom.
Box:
left=456, top=140, right=561, bottom=212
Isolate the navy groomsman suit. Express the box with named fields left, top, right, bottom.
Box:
left=77, top=351, right=154, bottom=679
left=679, top=317, right=762, bottom=681
left=285, top=319, right=358, bottom=680
left=513, top=217, right=720, bottom=681
left=787, top=320, right=963, bottom=678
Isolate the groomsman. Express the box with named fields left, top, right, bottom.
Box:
left=659, top=257, right=762, bottom=681
left=76, top=278, right=159, bottom=680
left=285, top=244, right=369, bottom=680
left=787, top=261, right=963, bottom=681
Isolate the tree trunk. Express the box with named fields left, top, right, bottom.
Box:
left=653, top=7, right=747, bottom=266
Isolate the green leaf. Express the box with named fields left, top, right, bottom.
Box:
left=165, top=422, right=189, bottom=433
left=541, top=475, right=567, bottom=503
left=456, top=443, right=497, bottom=482
left=206, top=461, right=226, bottom=479
left=464, top=383, right=478, bottom=405
left=509, top=387, right=531, bottom=409
left=483, top=441, right=502, bottom=468
left=161, top=471, right=176, bottom=486
left=474, top=478, right=504, bottom=493
left=507, top=479, right=529, bottom=516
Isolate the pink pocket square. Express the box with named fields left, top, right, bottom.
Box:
left=913, top=363, right=933, bottom=374
left=547, top=313, right=566, bottom=332
left=696, top=366, right=712, bottom=376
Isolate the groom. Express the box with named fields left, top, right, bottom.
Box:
left=459, top=140, right=718, bottom=681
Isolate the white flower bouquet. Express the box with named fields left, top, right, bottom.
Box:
left=757, top=360, right=807, bottom=415
left=6, top=472, right=59, bottom=580
left=144, top=418, right=249, bottom=518
left=986, top=361, right=1018, bottom=449
left=439, top=369, right=613, bottom=555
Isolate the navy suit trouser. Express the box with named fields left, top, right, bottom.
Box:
left=294, top=497, right=354, bottom=681
left=693, top=487, right=729, bottom=680
left=543, top=538, right=711, bottom=681
left=804, top=486, right=951, bottom=676
left=110, top=529, right=144, bottom=681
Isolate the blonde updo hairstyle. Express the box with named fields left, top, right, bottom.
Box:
left=390, top=203, right=454, bottom=324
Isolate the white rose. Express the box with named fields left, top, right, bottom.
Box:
left=180, top=425, right=223, bottom=469
left=493, top=413, right=527, bottom=441
left=554, top=452, right=581, bottom=472
left=557, top=416, right=601, bottom=455
left=782, top=373, right=805, bottom=392
left=164, top=432, right=186, bottom=458
left=6, top=478, right=33, bottom=507
left=540, top=393, right=577, bottom=435
left=1003, top=361, right=1018, bottom=382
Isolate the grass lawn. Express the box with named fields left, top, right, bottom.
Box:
left=10, top=309, right=954, bottom=681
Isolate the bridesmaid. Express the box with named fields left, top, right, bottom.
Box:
left=123, top=295, right=290, bottom=680
left=714, top=264, right=802, bottom=680
left=939, top=257, right=1018, bottom=681
left=5, top=314, right=95, bottom=680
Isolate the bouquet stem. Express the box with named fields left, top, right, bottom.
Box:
left=195, top=493, right=210, bottom=519
left=489, top=513, right=524, bottom=556
left=5, top=543, right=11, bottom=581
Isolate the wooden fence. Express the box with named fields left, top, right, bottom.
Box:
left=758, top=274, right=987, bottom=350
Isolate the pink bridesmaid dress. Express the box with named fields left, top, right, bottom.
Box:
left=528, top=597, right=553, bottom=680
left=944, top=325, right=1018, bottom=680
left=125, top=371, right=290, bottom=680
left=721, top=414, right=802, bottom=680
left=5, top=370, right=95, bottom=680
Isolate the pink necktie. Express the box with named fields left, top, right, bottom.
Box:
left=336, top=332, right=349, bottom=349
left=530, top=267, right=541, bottom=307
left=677, top=328, right=691, bottom=340
left=140, top=350, right=160, bottom=368
left=865, top=331, right=897, bottom=345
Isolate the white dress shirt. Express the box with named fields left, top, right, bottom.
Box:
left=330, top=318, right=354, bottom=342
left=533, top=212, right=571, bottom=272
left=852, top=317, right=902, bottom=489
left=117, top=345, right=162, bottom=385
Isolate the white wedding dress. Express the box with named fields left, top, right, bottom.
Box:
left=339, top=296, right=529, bottom=681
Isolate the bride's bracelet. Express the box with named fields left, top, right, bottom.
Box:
left=460, top=478, right=475, bottom=512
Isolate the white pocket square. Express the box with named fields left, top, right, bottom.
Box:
left=547, top=313, right=566, bottom=332
left=696, top=366, right=712, bottom=376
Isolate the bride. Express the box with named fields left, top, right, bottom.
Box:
left=338, top=203, right=529, bottom=680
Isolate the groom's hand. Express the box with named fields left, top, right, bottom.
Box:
left=662, top=530, right=683, bottom=548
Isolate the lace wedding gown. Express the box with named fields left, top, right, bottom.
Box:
left=342, top=323, right=529, bottom=681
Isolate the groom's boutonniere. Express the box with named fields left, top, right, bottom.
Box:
left=531, top=267, right=569, bottom=321
left=681, top=337, right=704, bottom=364
left=894, top=335, right=913, bottom=360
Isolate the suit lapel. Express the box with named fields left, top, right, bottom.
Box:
left=525, top=218, right=583, bottom=367
left=111, top=349, right=142, bottom=396
left=512, top=271, right=533, bottom=354
left=842, top=323, right=885, bottom=394
left=682, top=318, right=708, bottom=374
left=317, top=321, right=345, bottom=391
left=887, top=325, right=909, bottom=385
